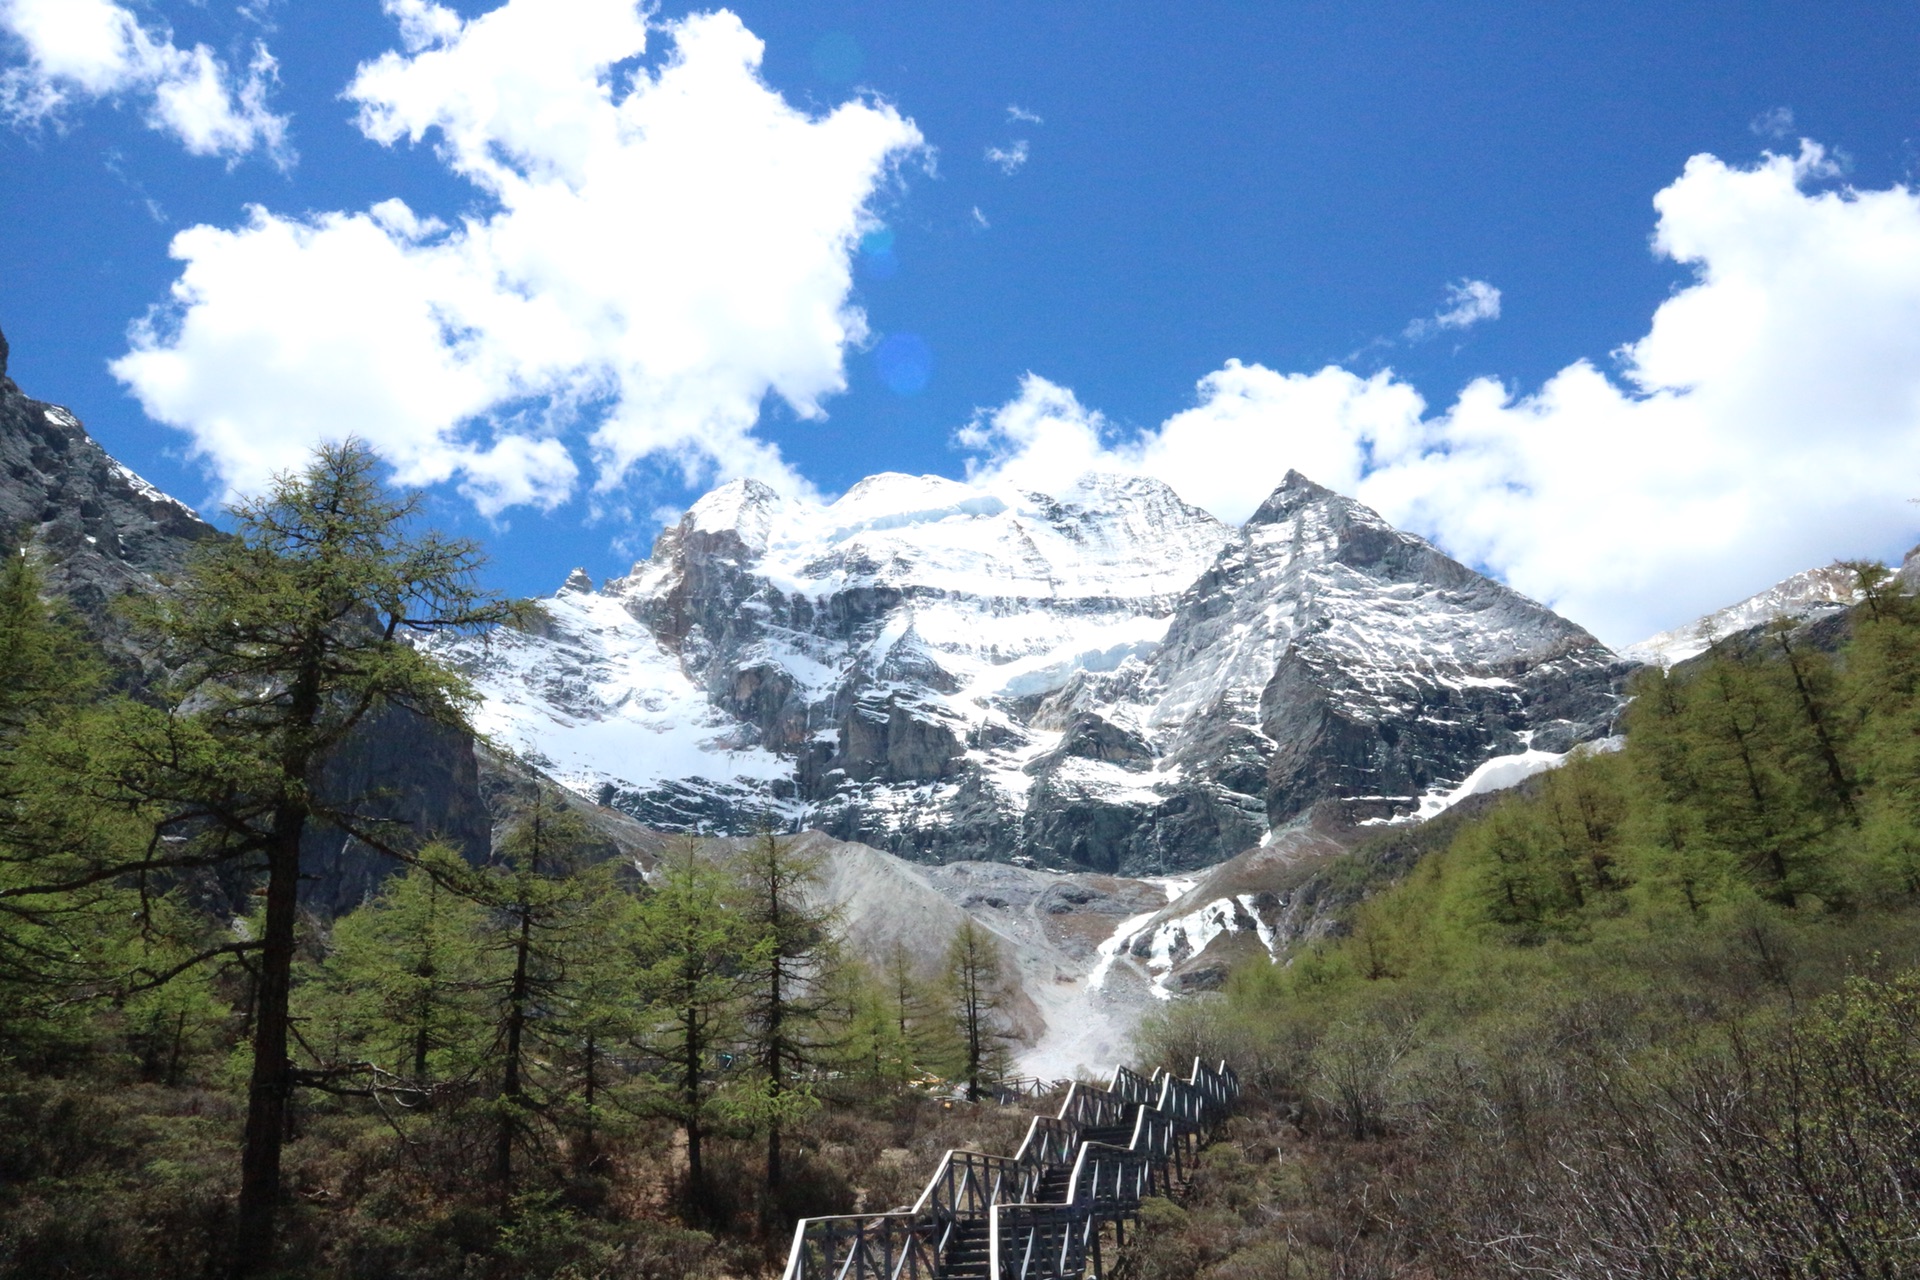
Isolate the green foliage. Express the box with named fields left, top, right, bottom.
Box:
left=303, top=845, right=489, bottom=1088
left=0, top=547, right=146, bottom=1054
left=0, top=443, right=964, bottom=1274
left=944, top=917, right=1015, bottom=1100
left=1145, top=576, right=1920, bottom=1277
left=630, top=837, right=768, bottom=1197
left=474, top=790, right=643, bottom=1191
left=729, top=831, right=842, bottom=1188
left=831, top=944, right=936, bottom=1091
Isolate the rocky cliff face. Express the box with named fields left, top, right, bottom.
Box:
left=0, top=325, right=493, bottom=910
left=0, top=326, right=216, bottom=675
left=444, top=469, right=1630, bottom=873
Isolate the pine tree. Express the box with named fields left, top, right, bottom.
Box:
left=732, top=829, right=841, bottom=1190
left=60, top=441, right=518, bottom=1276
left=552, top=862, right=643, bottom=1178
left=1765, top=619, right=1858, bottom=827
left=1686, top=636, right=1807, bottom=904
left=0, top=544, right=141, bottom=1045
left=632, top=837, right=766, bottom=1205
left=481, top=789, right=600, bottom=1197
left=309, top=844, right=489, bottom=1092
left=1840, top=578, right=1920, bottom=898
left=1469, top=801, right=1563, bottom=936
left=945, top=918, right=1014, bottom=1102
left=834, top=960, right=914, bottom=1092
left=1623, top=665, right=1729, bottom=917
left=119, top=895, right=233, bottom=1086
left=882, top=938, right=942, bottom=1076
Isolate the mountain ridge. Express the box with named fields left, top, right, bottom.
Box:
left=443, top=465, right=1632, bottom=872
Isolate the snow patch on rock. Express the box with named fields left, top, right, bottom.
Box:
left=1623, top=563, right=1864, bottom=668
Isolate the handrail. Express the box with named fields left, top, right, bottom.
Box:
left=1108, top=1064, right=1157, bottom=1107
left=783, top=1058, right=1240, bottom=1280
left=782, top=1211, right=938, bottom=1280
left=1057, top=1081, right=1131, bottom=1130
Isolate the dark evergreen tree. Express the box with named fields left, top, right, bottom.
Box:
left=632, top=837, right=765, bottom=1204
left=59, top=441, right=518, bottom=1276
left=944, top=918, right=1013, bottom=1102
left=308, top=843, right=489, bottom=1093
left=0, top=545, right=141, bottom=1047
left=480, top=788, right=601, bottom=1197
left=732, top=830, right=842, bottom=1190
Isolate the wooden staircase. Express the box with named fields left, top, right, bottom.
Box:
left=782, top=1058, right=1240, bottom=1280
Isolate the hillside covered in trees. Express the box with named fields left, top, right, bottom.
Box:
left=6, top=436, right=1920, bottom=1280
left=1137, top=563, right=1920, bottom=1279
left=0, top=445, right=1036, bottom=1280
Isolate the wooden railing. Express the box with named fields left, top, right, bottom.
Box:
left=991, top=1075, right=1066, bottom=1104
left=1107, top=1065, right=1158, bottom=1107
left=990, top=1058, right=1236, bottom=1279
left=782, top=1212, right=939, bottom=1280
left=782, top=1058, right=1239, bottom=1280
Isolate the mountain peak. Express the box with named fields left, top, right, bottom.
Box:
left=445, top=459, right=1622, bottom=869
left=682, top=477, right=780, bottom=554
left=1244, top=469, right=1344, bottom=526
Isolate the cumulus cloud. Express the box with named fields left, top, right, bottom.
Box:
left=985, top=138, right=1028, bottom=174
left=958, top=365, right=1423, bottom=521
left=1403, top=277, right=1501, bottom=341
left=0, top=0, right=289, bottom=162
left=962, top=143, right=1920, bottom=647
left=112, top=0, right=924, bottom=516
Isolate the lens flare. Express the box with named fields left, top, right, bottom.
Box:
left=874, top=333, right=932, bottom=396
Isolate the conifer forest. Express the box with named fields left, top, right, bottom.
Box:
left=3, top=442, right=1920, bottom=1280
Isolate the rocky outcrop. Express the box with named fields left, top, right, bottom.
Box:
left=0, top=326, right=216, bottom=675
left=0, top=323, right=494, bottom=911
left=1623, top=562, right=1867, bottom=668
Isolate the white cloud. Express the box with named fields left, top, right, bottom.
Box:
left=985, top=138, right=1028, bottom=174
left=962, top=143, right=1920, bottom=648
left=1751, top=105, right=1794, bottom=139
left=112, top=1, right=924, bottom=516
left=1006, top=103, right=1042, bottom=125
left=1404, top=277, right=1501, bottom=341
left=971, top=205, right=990, bottom=229
left=0, top=0, right=289, bottom=163
left=958, top=365, right=1422, bottom=522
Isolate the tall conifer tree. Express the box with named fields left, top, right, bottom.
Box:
left=64, top=441, right=518, bottom=1276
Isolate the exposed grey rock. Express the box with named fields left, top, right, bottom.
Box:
left=0, top=326, right=216, bottom=675
left=442, top=467, right=1630, bottom=873
left=0, top=323, right=492, bottom=913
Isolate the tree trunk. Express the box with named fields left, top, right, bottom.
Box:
left=683, top=1002, right=704, bottom=1196
left=231, top=814, right=303, bottom=1279
left=1775, top=630, right=1859, bottom=825
left=765, top=946, right=784, bottom=1189
left=496, top=905, right=532, bottom=1196
left=580, top=1034, right=598, bottom=1173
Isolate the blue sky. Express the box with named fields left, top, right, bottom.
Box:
left=3, top=0, right=1920, bottom=644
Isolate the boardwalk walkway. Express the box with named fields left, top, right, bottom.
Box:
left=783, top=1058, right=1239, bottom=1280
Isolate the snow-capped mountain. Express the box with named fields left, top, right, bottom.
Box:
left=1622, top=563, right=1865, bottom=669
left=441, top=468, right=1629, bottom=872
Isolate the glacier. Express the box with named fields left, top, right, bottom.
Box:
left=434, top=468, right=1631, bottom=872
